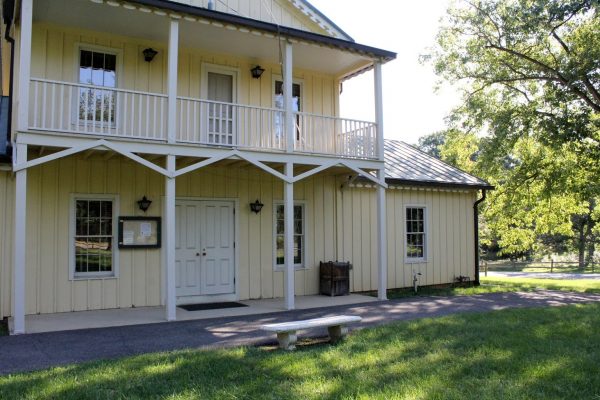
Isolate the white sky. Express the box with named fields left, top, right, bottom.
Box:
left=309, top=0, right=459, bottom=144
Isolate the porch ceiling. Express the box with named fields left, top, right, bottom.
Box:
left=33, top=0, right=376, bottom=79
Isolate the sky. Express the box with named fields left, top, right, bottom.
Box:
left=309, top=0, right=459, bottom=144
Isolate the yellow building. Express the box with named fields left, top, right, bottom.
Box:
left=0, top=0, right=491, bottom=334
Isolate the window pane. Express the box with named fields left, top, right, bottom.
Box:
left=418, top=208, right=424, bottom=220
left=101, top=201, right=112, bottom=218
left=92, top=51, right=104, bottom=70
left=79, top=67, right=92, bottom=85
left=100, top=219, right=112, bottom=236
left=294, top=235, right=303, bottom=264
left=92, top=68, right=104, bottom=86
left=104, top=54, right=116, bottom=72
left=294, top=205, right=302, bottom=220
left=88, top=218, right=100, bottom=236
left=276, top=205, right=284, bottom=220
left=76, top=200, right=88, bottom=217
left=276, top=235, right=284, bottom=265
left=88, top=201, right=100, bottom=217
left=294, top=220, right=302, bottom=235
left=76, top=218, right=87, bottom=236
left=80, top=50, right=92, bottom=68
left=276, top=220, right=284, bottom=235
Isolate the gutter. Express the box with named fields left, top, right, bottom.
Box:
left=473, top=189, right=487, bottom=285
left=2, top=0, right=15, bottom=162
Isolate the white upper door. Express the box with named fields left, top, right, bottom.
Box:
left=207, top=72, right=235, bottom=146
left=200, top=201, right=235, bottom=295
left=175, top=200, right=235, bottom=299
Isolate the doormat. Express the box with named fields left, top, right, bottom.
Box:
left=178, top=302, right=248, bottom=311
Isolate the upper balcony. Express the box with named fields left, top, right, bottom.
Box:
left=28, top=78, right=378, bottom=159
left=19, top=0, right=396, bottom=161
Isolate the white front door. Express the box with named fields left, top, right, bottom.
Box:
left=175, top=200, right=235, bottom=300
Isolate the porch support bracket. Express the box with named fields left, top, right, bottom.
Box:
left=339, top=161, right=387, bottom=188
left=13, top=139, right=171, bottom=177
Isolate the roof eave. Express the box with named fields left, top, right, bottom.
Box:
left=385, top=178, right=495, bottom=191
left=128, top=0, right=396, bottom=62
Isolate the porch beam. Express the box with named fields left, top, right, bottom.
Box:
left=284, top=40, right=293, bottom=153
left=167, top=19, right=179, bottom=144
left=13, top=143, right=27, bottom=334
left=18, top=132, right=385, bottom=170
left=17, top=0, right=33, bottom=133
left=165, top=154, right=177, bottom=321
left=284, top=162, right=295, bottom=310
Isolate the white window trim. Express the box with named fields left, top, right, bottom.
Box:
left=69, top=193, right=120, bottom=280
left=404, top=204, right=428, bottom=264
left=72, top=43, right=123, bottom=128
left=273, top=200, right=308, bottom=271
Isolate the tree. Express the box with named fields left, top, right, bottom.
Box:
left=417, top=131, right=446, bottom=158
left=424, top=0, right=600, bottom=265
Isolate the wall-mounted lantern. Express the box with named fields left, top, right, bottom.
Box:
left=143, top=48, right=158, bottom=62
left=137, top=196, right=152, bottom=212
left=250, top=199, right=264, bottom=214
left=251, top=65, right=265, bottom=79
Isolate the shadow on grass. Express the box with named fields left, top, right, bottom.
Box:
left=1, top=304, right=600, bottom=399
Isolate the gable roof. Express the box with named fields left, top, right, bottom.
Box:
left=384, top=139, right=493, bottom=190
left=288, top=0, right=354, bottom=41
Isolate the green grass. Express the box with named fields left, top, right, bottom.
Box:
left=369, top=276, right=600, bottom=299
left=2, top=304, right=600, bottom=399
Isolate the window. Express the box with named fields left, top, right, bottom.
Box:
left=78, top=49, right=117, bottom=125
left=274, top=203, right=305, bottom=268
left=274, top=80, right=301, bottom=140
left=72, top=197, right=117, bottom=278
left=405, top=206, right=426, bottom=261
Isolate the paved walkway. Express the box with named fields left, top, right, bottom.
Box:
left=2, top=290, right=600, bottom=375
left=485, top=271, right=600, bottom=279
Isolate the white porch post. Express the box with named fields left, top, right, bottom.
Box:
left=167, top=19, right=179, bottom=144
left=165, top=155, right=176, bottom=320
left=13, top=143, right=27, bottom=334
left=284, top=40, right=293, bottom=153
left=164, top=18, right=179, bottom=321
left=17, top=0, right=33, bottom=131
left=284, top=162, right=295, bottom=309
left=374, top=61, right=387, bottom=300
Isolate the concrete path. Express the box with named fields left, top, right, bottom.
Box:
left=1, top=290, right=600, bottom=376
left=485, top=271, right=600, bottom=279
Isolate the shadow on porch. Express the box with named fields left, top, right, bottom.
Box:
left=10, top=294, right=378, bottom=334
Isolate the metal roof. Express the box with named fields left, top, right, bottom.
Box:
left=384, top=139, right=493, bottom=190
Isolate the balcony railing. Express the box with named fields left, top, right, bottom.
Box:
left=29, top=79, right=378, bottom=159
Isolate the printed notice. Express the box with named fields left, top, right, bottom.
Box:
left=140, top=222, right=152, bottom=237
left=123, top=230, right=135, bottom=245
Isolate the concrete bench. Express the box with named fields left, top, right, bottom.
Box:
left=261, top=315, right=362, bottom=350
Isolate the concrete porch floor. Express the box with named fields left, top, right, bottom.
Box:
left=9, top=294, right=379, bottom=334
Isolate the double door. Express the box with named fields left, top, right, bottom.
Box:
left=175, top=200, right=235, bottom=299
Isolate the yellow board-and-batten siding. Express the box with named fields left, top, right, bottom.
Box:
left=29, top=22, right=339, bottom=119
left=0, top=154, right=339, bottom=317
left=0, top=158, right=479, bottom=318
left=338, top=184, right=476, bottom=292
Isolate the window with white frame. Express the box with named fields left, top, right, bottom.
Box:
left=78, top=49, right=117, bottom=125
left=72, top=197, right=116, bottom=278
left=405, top=206, right=426, bottom=260
left=274, top=203, right=305, bottom=268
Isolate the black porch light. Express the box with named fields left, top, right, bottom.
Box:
left=250, top=199, right=264, bottom=214
left=250, top=65, right=265, bottom=79
left=137, top=196, right=153, bottom=212
left=143, top=48, right=158, bottom=62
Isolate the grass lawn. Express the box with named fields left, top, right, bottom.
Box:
left=1, top=303, right=600, bottom=399
left=373, top=276, right=600, bottom=299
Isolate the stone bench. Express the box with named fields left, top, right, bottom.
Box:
left=261, top=315, right=362, bottom=350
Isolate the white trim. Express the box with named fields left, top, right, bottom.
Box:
left=69, top=193, right=120, bottom=280
left=403, top=204, right=429, bottom=264
left=273, top=200, right=307, bottom=270
left=167, top=20, right=179, bottom=144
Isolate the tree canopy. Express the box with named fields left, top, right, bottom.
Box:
left=423, top=0, right=600, bottom=263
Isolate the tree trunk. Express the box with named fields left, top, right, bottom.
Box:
left=585, top=200, right=596, bottom=267
left=578, top=223, right=586, bottom=270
